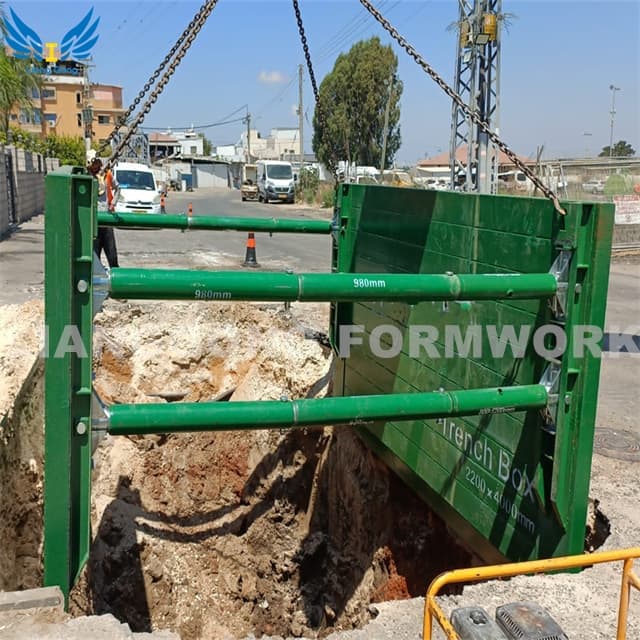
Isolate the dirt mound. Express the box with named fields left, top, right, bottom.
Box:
left=68, top=300, right=471, bottom=639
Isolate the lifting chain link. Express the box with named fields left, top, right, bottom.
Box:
left=292, top=0, right=339, bottom=182
left=357, top=0, right=565, bottom=215
left=103, top=0, right=219, bottom=170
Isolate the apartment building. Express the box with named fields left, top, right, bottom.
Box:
left=12, top=61, right=125, bottom=143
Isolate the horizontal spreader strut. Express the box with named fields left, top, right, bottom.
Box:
left=106, top=385, right=548, bottom=435
left=106, top=269, right=558, bottom=302
left=97, top=212, right=331, bottom=234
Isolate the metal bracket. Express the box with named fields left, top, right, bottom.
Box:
left=92, top=254, right=110, bottom=316
left=548, top=250, right=572, bottom=321
left=539, top=362, right=561, bottom=433
left=331, top=204, right=342, bottom=243
left=91, top=390, right=110, bottom=452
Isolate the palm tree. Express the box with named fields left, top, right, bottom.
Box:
left=0, top=2, right=40, bottom=135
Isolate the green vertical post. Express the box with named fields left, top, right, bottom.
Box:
left=550, top=201, right=614, bottom=538
left=44, top=167, right=94, bottom=604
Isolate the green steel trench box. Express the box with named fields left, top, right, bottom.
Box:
left=43, top=170, right=613, bottom=602
left=330, top=184, right=614, bottom=563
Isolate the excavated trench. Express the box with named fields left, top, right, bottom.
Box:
left=65, top=299, right=472, bottom=639
left=0, top=299, right=610, bottom=639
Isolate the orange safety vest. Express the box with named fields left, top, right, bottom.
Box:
left=105, top=169, right=115, bottom=209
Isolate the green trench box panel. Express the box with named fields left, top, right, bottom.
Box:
left=44, top=167, right=95, bottom=603
left=330, top=184, right=613, bottom=563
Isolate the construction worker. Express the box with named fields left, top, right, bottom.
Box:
left=87, top=156, right=119, bottom=268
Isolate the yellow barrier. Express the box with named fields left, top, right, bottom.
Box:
left=423, top=547, right=640, bottom=640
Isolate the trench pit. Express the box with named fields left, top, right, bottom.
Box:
left=67, top=299, right=474, bottom=639
left=0, top=299, right=609, bottom=639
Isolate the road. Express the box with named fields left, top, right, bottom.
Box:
left=0, top=188, right=333, bottom=306
left=115, top=189, right=333, bottom=273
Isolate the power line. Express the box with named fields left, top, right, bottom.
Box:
left=318, top=0, right=402, bottom=63
left=140, top=103, right=249, bottom=132
left=141, top=116, right=245, bottom=131
left=315, top=0, right=395, bottom=58
left=217, top=103, right=249, bottom=122
left=253, top=74, right=297, bottom=121
left=395, top=1, right=432, bottom=28
left=314, top=3, right=382, bottom=58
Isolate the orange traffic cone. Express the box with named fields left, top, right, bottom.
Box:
left=188, top=202, right=193, bottom=216
left=242, top=232, right=259, bottom=268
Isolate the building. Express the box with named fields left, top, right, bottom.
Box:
left=262, top=128, right=300, bottom=160
left=149, top=132, right=181, bottom=161
left=213, top=144, right=241, bottom=162
left=237, top=127, right=301, bottom=161
left=10, top=60, right=125, bottom=143
left=149, top=129, right=208, bottom=161
left=416, top=145, right=535, bottom=188
left=172, top=130, right=204, bottom=156
left=238, top=129, right=267, bottom=160
left=89, top=84, right=125, bottom=143
left=417, top=145, right=534, bottom=174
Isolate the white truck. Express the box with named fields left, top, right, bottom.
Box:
left=256, top=160, right=295, bottom=204
left=241, top=164, right=258, bottom=201
left=113, top=162, right=162, bottom=214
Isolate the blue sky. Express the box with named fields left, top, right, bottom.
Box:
left=5, top=0, right=639, bottom=164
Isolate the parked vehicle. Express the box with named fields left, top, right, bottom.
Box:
left=381, top=170, right=413, bottom=188
left=256, top=160, right=295, bottom=203
left=113, top=162, right=162, bottom=214
left=354, top=175, right=378, bottom=185
left=241, top=164, right=258, bottom=201
left=422, top=177, right=452, bottom=191
left=581, top=179, right=605, bottom=194
left=497, top=170, right=533, bottom=193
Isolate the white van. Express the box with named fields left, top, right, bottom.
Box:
left=113, top=162, right=162, bottom=214
left=256, top=160, right=295, bottom=203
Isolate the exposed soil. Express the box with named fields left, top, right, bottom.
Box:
left=62, top=299, right=472, bottom=639
left=0, top=301, right=45, bottom=592
left=0, top=298, right=613, bottom=639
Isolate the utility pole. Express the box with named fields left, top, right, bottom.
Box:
left=298, top=63, right=304, bottom=173
left=82, top=62, right=93, bottom=160
left=245, top=110, right=251, bottom=163
left=609, top=84, right=620, bottom=158
left=380, top=73, right=394, bottom=174
left=450, top=0, right=501, bottom=193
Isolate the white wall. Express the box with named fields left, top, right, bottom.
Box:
left=194, top=164, right=229, bottom=188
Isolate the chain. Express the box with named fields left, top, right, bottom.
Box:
left=103, top=0, right=219, bottom=169
left=357, top=0, right=566, bottom=215
left=292, top=0, right=339, bottom=182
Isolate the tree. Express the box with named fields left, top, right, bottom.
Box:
left=598, top=140, right=635, bottom=157
left=44, top=134, right=86, bottom=165
left=199, top=133, right=212, bottom=156
left=313, top=37, right=402, bottom=175
left=0, top=4, right=40, bottom=135
left=0, top=48, right=39, bottom=134
left=0, top=125, right=86, bottom=164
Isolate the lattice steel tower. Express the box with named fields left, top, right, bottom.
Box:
left=449, top=0, right=502, bottom=193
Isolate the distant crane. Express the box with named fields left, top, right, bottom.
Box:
left=449, top=0, right=502, bottom=194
